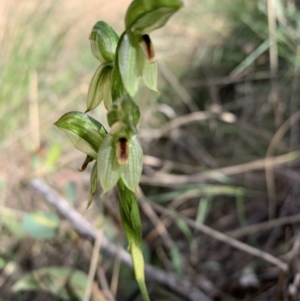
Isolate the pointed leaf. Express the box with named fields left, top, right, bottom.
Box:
left=120, top=135, right=143, bottom=192
left=86, top=64, right=113, bottom=112
left=90, top=21, right=119, bottom=63
left=55, top=112, right=107, bottom=160
left=118, top=33, right=141, bottom=97
left=86, top=161, right=98, bottom=209
left=125, top=0, right=183, bottom=35
left=97, top=135, right=121, bottom=193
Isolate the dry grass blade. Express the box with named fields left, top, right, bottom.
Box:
left=266, top=110, right=300, bottom=219
left=149, top=202, right=289, bottom=272
left=227, top=214, right=300, bottom=238
left=83, top=230, right=104, bottom=301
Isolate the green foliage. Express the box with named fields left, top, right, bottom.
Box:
left=125, top=0, right=183, bottom=35
left=89, top=21, right=119, bottom=64
left=55, top=1, right=183, bottom=299
left=22, top=211, right=60, bottom=239
left=13, top=267, right=95, bottom=301
left=55, top=111, right=107, bottom=160
left=86, top=63, right=113, bottom=111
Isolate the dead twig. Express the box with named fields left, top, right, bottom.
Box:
left=29, top=178, right=212, bottom=301
left=141, top=150, right=300, bottom=186
left=227, top=214, right=300, bottom=239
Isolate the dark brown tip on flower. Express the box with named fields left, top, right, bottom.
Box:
left=117, top=137, right=129, bottom=164
left=79, top=156, right=94, bottom=172
left=140, top=34, right=155, bottom=63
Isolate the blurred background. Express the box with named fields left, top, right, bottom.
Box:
left=2, top=0, right=300, bottom=300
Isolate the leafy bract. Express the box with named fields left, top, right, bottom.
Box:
left=118, top=33, right=140, bottom=97
left=125, top=0, right=183, bottom=35
left=98, top=134, right=121, bottom=194
left=120, top=135, right=143, bottom=192
left=90, top=21, right=119, bottom=63
left=86, top=64, right=113, bottom=112
left=86, top=161, right=98, bottom=209
left=55, top=112, right=107, bottom=159
left=107, top=96, right=140, bottom=133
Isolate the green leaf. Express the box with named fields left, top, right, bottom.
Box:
left=120, top=135, right=143, bottom=192
left=142, top=60, right=158, bottom=92
left=22, top=211, right=60, bottom=239
left=55, top=111, right=107, bottom=160
left=97, top=134, right=121, bottom=193
left=125, top=0, right=183, bottom=35
left=13, top=267, right=91, bottom=301
left=90, top=21, right=119, bottom=63
left=86, top=161, right=98, bottom=209
left=118, top=33, right=141, bottom=97
left=86, top=64, right=113, bottom=112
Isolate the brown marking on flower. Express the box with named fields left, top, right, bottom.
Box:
left=117, top=137, right=128, bottom=164
left=140, top=34, right=155, bottom=62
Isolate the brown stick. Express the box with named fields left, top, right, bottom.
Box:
left=29, top=178, right=212, bottom=301
left=141, top=150, right=300, bottom=186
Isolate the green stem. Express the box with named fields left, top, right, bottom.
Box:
left=117, top=179, right=150, bottom=301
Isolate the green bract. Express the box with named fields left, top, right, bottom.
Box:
left=98, top=135, right=143, bottom=193
left=125, top=0, right=183, bottom=35
left=86, top=63, right=113, bottom=112
left=87, top=162, right=98, bottom=209
left=107, top=97, right=140, bottom=134
left=90, top=21, right=119, bottom=63
left=55, top=112, right=107, bottom=160
left=118, top=33, right=141, bottom=97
